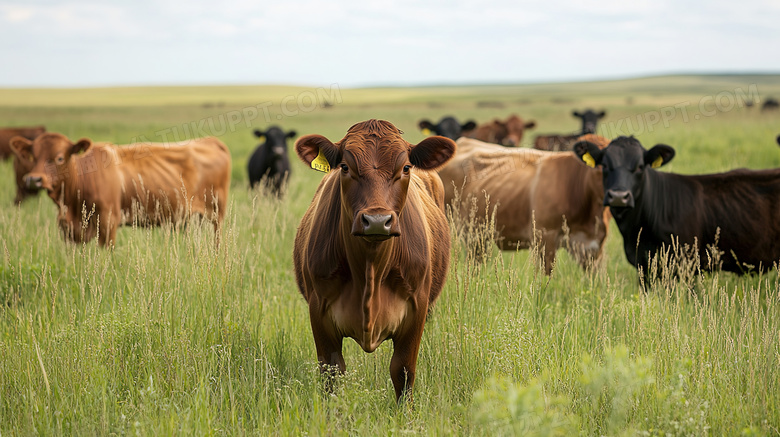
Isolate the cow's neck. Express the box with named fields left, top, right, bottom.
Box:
left=613, top=169, right=685, bottom=267
left=48, top=161, right=85, bottom=208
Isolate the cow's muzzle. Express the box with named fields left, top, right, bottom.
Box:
left=23, top=175, right=44, bottom=191
left=605, top=189, right=634, bottom=208
left=352, top=212, right=400, bottom=242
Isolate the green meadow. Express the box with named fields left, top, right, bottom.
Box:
left=1, top=75, right=779, bottom=435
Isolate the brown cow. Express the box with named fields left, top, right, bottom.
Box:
left=463, top=114, right=537, bottom=147
left=10, top=133, right=230, bottom=246
left=534, top=109, right=606, bottom=151
left=3, top=126, right=46, bottom=204
left=439, top=135, right=610, bottom=274
left=1, top=126, right=45, bottom=160
left=293, top=119, right=455, bottom=401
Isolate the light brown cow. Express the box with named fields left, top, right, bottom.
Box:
left=293, top=119, right=455, bottom=401
left=463, top=114, right=536, bottom=147
left=10, top=133, right=230, bottom=246
left=439, top=135, right=610, bottom=274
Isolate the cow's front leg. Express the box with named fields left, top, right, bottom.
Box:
left=537, top=230, right=559, bottom=275
left=308, top=303, right=345, bottom=394
left=97, top=208, right=119, bottom=247
left=389, top=305, right=428, bottom=403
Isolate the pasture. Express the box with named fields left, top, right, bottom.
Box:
left=1, top=75, right=780, bottom=435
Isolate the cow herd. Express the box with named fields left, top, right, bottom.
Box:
left=2, top=105, right=780, bottom=401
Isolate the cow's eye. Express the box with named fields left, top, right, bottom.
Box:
left=403, top=165, right=411, bottom=173
left=340, top=163, right=349, bottom=173
left=56, top=156, right=65, bottom=164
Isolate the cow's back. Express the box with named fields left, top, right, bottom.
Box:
left=116, top=137, right=231, bottom=224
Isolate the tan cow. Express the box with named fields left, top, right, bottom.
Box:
left=463, top=114, right=536, bottom=147
left=293, top=119, right=455, bottom=401
left=439, top=135, right=610, bottom=274
left=10, top=133, right=230, bottom=246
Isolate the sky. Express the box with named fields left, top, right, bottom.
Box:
left=1, top=0, right=778, bottom=88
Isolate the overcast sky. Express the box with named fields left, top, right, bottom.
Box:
left=1, top=0, right=778, bottom=88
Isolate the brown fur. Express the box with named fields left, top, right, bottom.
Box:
left=439, top=136, right=610, bottom=274
left=534, top=133, right=580, bottom=151
left=9, top=132, right=230, bottom=246
left=293, top=119, right=455, bottom=401
left=464, top=114, right=536, bottom=147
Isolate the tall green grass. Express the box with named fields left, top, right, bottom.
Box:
left=1, top=76, right=779, bottom=435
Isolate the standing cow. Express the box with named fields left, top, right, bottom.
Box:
left=248, top=126, right=295, bottom=196
left=418, top=116, right=477, bottom=140
left=2, top=126, right=46, bottom=204
left=573, top=135, right=780, bottom=274
left=10, top=133, right=231, bottom=247
left=293, top=119, right=455, bottom=401
left=439, top=135, right=610, bottom=274
left=534, top=109, right=606, bottom=151
left=463, top=114, right=537, bottom=147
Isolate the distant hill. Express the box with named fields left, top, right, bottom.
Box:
left=0, top=74, right=778, bottom=107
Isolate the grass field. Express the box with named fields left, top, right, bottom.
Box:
left=1, top=74, right=780, bottom=435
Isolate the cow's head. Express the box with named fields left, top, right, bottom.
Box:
left=9, top=132, right=92, bottom=193
left=418, top=116, right=476, bottom=140
left=254, top=126, right=296, bottom=159
left=501, top=115, right=537, bottom=146
left=296, top=119, right=456, bottom=242
left=572, top=109, right=606, bottom=135
left=573, top=136, right=675, bottom=209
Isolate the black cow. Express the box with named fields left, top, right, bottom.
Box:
left=534, top=109, right=606, bottom=151
left=418, top=116, right=477, bottom=140
left=574, top=136, right=780, bottom=275
left=776, top=134, right=780, bottom=146
left=248, top=126, right=295, bottom=196
left=762, top=97, right=779, bottom=112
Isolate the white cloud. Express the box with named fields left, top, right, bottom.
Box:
left=0, top=0, right=777, bottom=87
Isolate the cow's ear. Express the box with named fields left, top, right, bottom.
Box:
left=644, top=144, right=675, bottom=168
left=572, top=110, right=582, bottom=118
left=461, top=120, right=477, bottom=131
left=9, top=136, right=33, bottom=161
left=254, top=129, right=265, bottom=140
left=598, top=110, right=606, bottom=118
left=573, top=140, right=604, bottom=168
left=286, top=130, right=297, bottom=139
left=70, top=138, right=92, bottom=155
left=295, top=134, right=341, bottom=173
left=418, top=119, right=434, bottom=136
left=410, top=136, right=456, bottom=170
left=524, top=121, right=537, bottom=129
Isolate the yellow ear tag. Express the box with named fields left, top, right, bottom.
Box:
left=421, top=128, right=431, bottom=136
left=651, top=156, right=663, bottom=169
left=257, top=135, right=265, bottom=142
left=582, top=152, right=596, bottom=168
left=310, top=149, right=331, bottom=173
